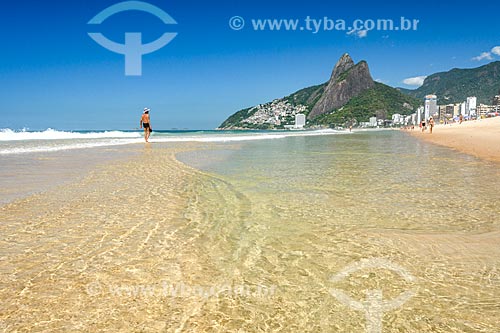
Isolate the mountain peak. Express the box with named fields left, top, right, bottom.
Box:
left=330, top=53, right=355, bottom=81
left=308, top=55, right=374, bottom=119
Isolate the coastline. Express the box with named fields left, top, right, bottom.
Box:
left=407, top=117, right=500, bottom=163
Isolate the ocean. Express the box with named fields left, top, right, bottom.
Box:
left=0, top=128, right=347, bottom=155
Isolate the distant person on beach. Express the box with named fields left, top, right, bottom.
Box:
left=459, top=114, right=464, bottom=124
left=421, top=120, right=426, bottom=132
left=429, top=117, right=435, bottom=134
left=140, top=108, right=152, bottom=142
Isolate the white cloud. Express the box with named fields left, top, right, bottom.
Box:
left=471, top=46, right=500, bottom=61
left=346, top=29, right=368, bottom=38
left=472, top=52, right=493, bottom=61
left=357, top=30, right=368, bottom=38
left=403, top=76, right=427, bottom=87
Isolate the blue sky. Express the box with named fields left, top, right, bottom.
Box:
left=1, top=0, right=499, bottom=130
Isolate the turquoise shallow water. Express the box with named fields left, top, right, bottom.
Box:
left=174, top=130, right=500, bottom=331
left=179, top=130, right=500, bottom=232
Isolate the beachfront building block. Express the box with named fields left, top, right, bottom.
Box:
left=424, top=95, right=438, bottom=120
left=466, top=97, right=477, bottom=117
left=476, top=104, right=496, bottom=118
left=416, top=106, right=424, bottom=125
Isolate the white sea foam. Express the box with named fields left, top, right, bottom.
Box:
left=0, top=128, right=142, bottom=141
left=0, top=139, right=143, bottom=155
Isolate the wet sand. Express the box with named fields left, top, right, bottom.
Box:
left=0, top=144, right=207, bottom=331
left=0, top=146, right=139, bottom=206
left=408, top=117, right=500, bottom=163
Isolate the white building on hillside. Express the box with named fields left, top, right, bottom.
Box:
left=294, top=114, right=305, bottom=129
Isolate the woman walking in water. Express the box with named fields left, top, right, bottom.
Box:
left=140, top=108, right=152, bottom=142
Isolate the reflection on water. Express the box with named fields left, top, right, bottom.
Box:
left=177, top=130, right=500, bottom=332
left=182, top=131, right=500, bottom=232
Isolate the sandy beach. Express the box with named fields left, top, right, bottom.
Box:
left=408, top=117, right=500, bottom=163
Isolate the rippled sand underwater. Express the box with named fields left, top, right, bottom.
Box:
left=1, top=131, right=499, bottom=332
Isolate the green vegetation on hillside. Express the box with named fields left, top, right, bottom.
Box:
left=310, top=82, right=420, bottom=126
left=335, top=61, right=367, bottom=83
left=283, top=83, right=326, bottom=111
left=218, top=107, right=257, bottom=129
left=402, top=61, right=500, bottom=104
